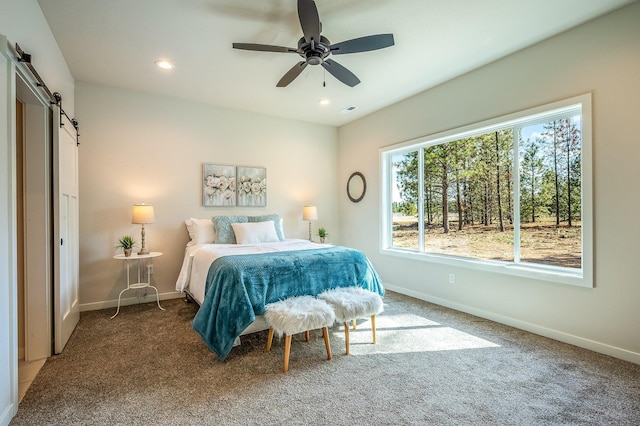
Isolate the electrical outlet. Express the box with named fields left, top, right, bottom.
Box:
left=448, top=273, right=455, bottom=284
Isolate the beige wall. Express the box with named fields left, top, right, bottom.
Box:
left=75, top=82, right=339, bottom=309
left=338, top=2, right=640, bottom=363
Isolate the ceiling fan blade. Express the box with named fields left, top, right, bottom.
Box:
left=232, top=43, right=297, bottom=53
left=297, top=0, right=321, bottom=44
left=277, top=61, right=308, bottom=87
left=321, top=59, right=360, bottom=87
left=331, top=34, right=395, bottom=55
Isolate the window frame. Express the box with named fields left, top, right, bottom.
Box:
left=380, top=94, right=593, bottom=288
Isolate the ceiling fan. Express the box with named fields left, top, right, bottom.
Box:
left=232, top=0, right=395, bottom=87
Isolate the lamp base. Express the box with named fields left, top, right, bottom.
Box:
left=139, top=224, right=149, bottom=255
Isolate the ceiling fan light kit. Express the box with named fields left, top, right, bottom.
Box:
left=232, top=0, right=394, bottom=87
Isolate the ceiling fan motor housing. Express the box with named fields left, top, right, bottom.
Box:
left=298, top=36, right=331, bottom=65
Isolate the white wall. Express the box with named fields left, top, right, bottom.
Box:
left=75, top=82, right=339, bottom=309
left=338, top=2, right=640, bottom=363
left=0, top=1, right=76, bottom=423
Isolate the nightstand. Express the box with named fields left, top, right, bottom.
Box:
left=111, top=251, right=165, bottom=318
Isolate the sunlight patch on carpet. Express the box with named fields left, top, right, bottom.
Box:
left=336, top=313, right=500, bottom=353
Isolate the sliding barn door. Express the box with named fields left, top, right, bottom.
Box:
left=53, top=105, right=79, bottom=354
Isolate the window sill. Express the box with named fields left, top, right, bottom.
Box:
left=380, top=247, right=592, bottom=288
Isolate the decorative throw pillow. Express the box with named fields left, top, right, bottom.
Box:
left=231, top=221, right=280, bottom=244
left=185, top=219, right=196, bottom=244
left=212, top=215, right=248, bottom=244
left=185, top=218, right=216, bottom=246
left=248, top=214, right=284, bottom=240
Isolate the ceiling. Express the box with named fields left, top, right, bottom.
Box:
left=37, top=0, right=634, bottom=127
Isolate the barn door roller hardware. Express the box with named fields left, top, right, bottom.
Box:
left=15, top=43, right=80, bottom=146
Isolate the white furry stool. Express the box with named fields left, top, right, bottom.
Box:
left=264, top=295, right=336, bottom=372
left=318, top=287, right=383, bottom=355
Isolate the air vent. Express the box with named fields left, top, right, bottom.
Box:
left=339, top=106, right=357, bottom=114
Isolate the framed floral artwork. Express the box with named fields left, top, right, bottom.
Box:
left=203, top=164, right=236, bottom=207
left=237, top=166, right=267, bottom=207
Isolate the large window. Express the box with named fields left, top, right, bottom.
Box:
left=381, top=95, right=592, bottom=287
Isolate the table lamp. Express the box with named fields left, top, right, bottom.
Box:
left=302, top=205, right=318, bottom=241
left=132, top=203, right=155, bottom=255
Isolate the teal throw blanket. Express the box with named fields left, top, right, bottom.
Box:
left=192, top=246, right=384, bottom=360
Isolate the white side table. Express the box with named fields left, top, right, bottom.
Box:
left=111, top=251, right=165, bottom=318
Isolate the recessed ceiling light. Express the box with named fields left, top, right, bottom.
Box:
left=339, top=106, right=357, bottom=114
left=155, top=60, right=174, bottom=70
left=318, top=99, right=330, bottom=106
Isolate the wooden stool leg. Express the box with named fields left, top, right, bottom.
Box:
left=283, top=334, right=292, bottom=373
left=305, top=330, right=310, bottom=342
left=322, top=327, right=332, bottom=360
left=344, top=321, right=350, bottom=355
left=371, top=315, right=377, bottom=344
left=352, top=319, right=357, bottom=330
left=266, top=327, right=275, bottom=352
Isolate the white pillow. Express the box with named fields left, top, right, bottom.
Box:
left=231, top=220, right=279, bottom=244
left=185, top=218, right=216, bottom=246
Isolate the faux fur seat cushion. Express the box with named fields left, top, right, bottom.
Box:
left=318, top=287, right=384, bottom=323
left=264, top=296, right=336, bottom=338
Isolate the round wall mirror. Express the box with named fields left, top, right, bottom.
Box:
left=347, top=172, right=366, bottom=203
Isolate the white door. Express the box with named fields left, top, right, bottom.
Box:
left=53, top=105, right=79, bottom=354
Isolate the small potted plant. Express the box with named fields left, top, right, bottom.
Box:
left=318, top=228, right=327, bottom=244
left=116, top=235, right=136, bottom=257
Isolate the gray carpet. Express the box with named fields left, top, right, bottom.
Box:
left=12, top=291, right=640, bottom=425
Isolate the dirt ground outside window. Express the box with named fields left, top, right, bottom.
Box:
left=392, top=217, right=581, bottom=269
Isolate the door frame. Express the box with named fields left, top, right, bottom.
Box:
left=16, top=72, right=53, bottom=361
left=0, top=33, right=19, bottom=425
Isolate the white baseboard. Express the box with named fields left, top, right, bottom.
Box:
left=384, top=282, right=640, bottom=365
left=0, top=402, right=16, bottom=426
left=79, top=291, right=184, bottom=312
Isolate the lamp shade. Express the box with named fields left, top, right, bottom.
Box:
left=302, top=205, right=318, bottom=221
left=132, top=204, right=155, bottom=224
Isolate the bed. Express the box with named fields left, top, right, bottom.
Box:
left=175, top=217, right=384, bottom=360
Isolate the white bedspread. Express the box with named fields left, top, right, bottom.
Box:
left=175, top=239, right=327, bottom=304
